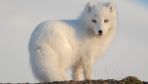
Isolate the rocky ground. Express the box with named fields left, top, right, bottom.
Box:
left=4, top=76, right=148, bottom=84
left=39, top=76, right=147, bottom=84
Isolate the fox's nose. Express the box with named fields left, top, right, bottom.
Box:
left=98, top=30, right=103, bottom=35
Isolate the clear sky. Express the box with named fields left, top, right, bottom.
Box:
left=0, top=0, right=148, bottom=83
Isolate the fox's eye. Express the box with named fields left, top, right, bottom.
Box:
left=91, top=19, right=97, bottom=23
left=104, top=19, right=109, bottom=23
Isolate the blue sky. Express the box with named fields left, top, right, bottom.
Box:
left=135, top=0, right=148, bottom=7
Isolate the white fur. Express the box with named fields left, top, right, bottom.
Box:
left=29, top=1, right=117, bottom=82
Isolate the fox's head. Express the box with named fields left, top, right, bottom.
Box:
left=82, top=1, right=117, bottom=36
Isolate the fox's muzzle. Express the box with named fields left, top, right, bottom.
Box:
left=97, top=30, right=103, bottom=36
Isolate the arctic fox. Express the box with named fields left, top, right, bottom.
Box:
left=29, top=0, right=117, bottom=82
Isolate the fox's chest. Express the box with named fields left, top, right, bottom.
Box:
left=77, top=36, right=112, bottom=59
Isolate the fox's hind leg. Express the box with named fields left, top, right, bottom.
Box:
left=45, top=66, right=68, bottom=82
left=35, top=45, right=69, bottom=82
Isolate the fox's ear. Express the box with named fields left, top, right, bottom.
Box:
left=87, top=3, right=92, bottom=13
left=105, top=2, right=114, bottom=12
left=85, top=1, right=96, bottom=13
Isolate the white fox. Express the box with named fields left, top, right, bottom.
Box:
left=29, top=0, right=117, bottom=82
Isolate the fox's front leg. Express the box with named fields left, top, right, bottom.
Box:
left=82, top=56, right=94, bottom=80
left=72, top=63, right=83, bottom=80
